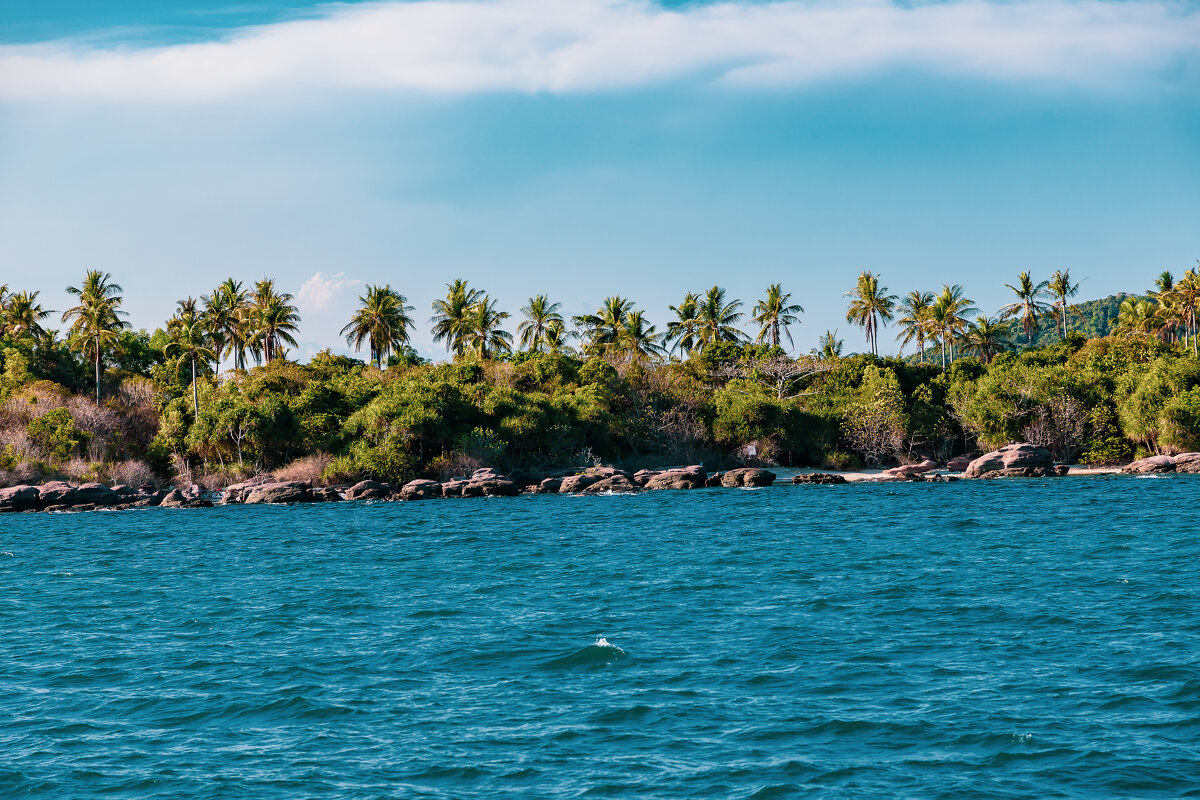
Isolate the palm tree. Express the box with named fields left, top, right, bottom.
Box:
left=4, top=291, right=51, bottom=341
left=165, top=299, right=217, bottom=419
left=999, top=271, right=1051, bottom=345
left=962, top=316, right=1012, bottom=364
left=431, top=279, right=484, bottom=357
left=812, top=329, right=843, bottom=361
left=844, top=270, right=897, bottom=356
left=203, top=278, right=253, bottom=372
left=517, top=295, right=564, bottom=352
left=930, top=284, right=978, bottom=367
left=616, top=310, right=666, bottom=363
left=751, top=283, right=803, bottom=349
left=341, top=285, right=414, bottom=368
left=696, top=286, right=745, bottom=350
left=62, top=270, right=130, bottom=405
left=1116, top=298, right=1157, bottom=337
left=461, top=297, right=512, bottom=359
left=542, top=319, right=575, bottom=355
left=251, top=281, right=300, bottom=363
left=1047, top=269, right=1080, bottom=340
left=573, top=296, right=634, bottom=355
left=895, top=290, right=934, bottom=362
left=665, top=292, right=702, bottom=357
left=1170, top=270, right=1200, bottom=356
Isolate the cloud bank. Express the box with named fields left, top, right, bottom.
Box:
left=297, top=271, right=361, bottom=313
left=0, top=0, right=1197, bottom=102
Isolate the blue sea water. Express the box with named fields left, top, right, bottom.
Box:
left=2, top=475, right=1199, bottom=799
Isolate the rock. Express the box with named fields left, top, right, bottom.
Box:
left=441, top=480, right=469, bottom=497
left=0, top=485, right=40, bottom=512
left=110, top=484, right=139, bottom=497
left=244, top=481, right=312, bottom=505
left=928, top=474, right=960, bottom=482
left=220, top=476, right=275, bottom=504
left=1173, top=453, right=1200, bottom=473
left=460, top=482, right=486, bottom=497
left=721, top=468, right=776, bottom=487
left=1123, top=454, right=1177, bottom=474
left=471, top=479, right=519, bottom=497
left=963, top=443, right=1055, bottom=479
left=792, top=473, right=848, bottom=485
left=883, top=460, right=937, bottom=477
left=559, top=474, right=601, bottom=493
left=75, top=482, right=120, bottom=507
left=38, top=481, right=78, bottom=505
left=535, top=477, right=563, bottom=494
left=946, top=454, right=975, bottom=472
left=469, top=467, right=508, bottom=482
left=399, top=479, right=442, bottom=500
left=345, top=480, right=391, bottom=500
left=311, top=487, right=343, bottom=502
left=632, top=469, right=658, bottom=487
left=508, top=470, right=548, bottom=488
left=704, top=473, right=723, bottom=488
left=646, top=467, right=706, bottom=490
left=581, top=475, right=639, bottom=494
left=159, top=488, right=189, bottom=508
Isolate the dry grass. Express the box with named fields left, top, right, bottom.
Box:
left=273, top=453, right=333, bottom=485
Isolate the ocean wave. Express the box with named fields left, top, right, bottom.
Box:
left=540, top=638, right=629, bottom=671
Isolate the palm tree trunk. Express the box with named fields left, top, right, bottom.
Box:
left=192, top=357, right=199, bottom=419
left=94, top=343, right=101, bottom=405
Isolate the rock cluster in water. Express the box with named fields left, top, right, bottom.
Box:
left=963, top=443, right=1067, bottom=479
left=1121, top=453, right=1200, bottom=474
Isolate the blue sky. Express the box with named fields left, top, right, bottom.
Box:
left=1, top=0, right=1197, bottom=359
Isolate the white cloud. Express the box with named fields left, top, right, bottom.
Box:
left=296, top=271, right=361, bottom=313
left=0, top=0, right=1196, bottom=102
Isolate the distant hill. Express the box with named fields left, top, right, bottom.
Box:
left=1003, top=292, right=1143, bottom=348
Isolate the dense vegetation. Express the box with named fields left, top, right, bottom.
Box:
left=1, top=265, right=1198, bottom=488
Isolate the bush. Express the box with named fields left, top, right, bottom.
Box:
left=26, top=408, right=87, bottom=461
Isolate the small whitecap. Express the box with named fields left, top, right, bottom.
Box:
left=0, top=551, right=13, bottom=557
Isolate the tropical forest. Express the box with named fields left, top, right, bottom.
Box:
left=1, top=265, right=1198, bottom=488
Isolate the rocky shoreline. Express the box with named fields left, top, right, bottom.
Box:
left=2, top=443, right=1195, bottom=513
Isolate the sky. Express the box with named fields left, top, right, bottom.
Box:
left=1, top=0, right=1198, bottom=360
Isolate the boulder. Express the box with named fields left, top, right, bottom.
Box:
left=963, top=443, right=1055, bottom=479
left=312, top=487, right=343, bottom=502
left=559, top=474, right=601, bottom=493
left=460, top=482, right=486, bottom=497
left=399, top=479, right=442, bottom=500
left=945, top=454, right=975, bottom=472
left=244, top=481, right=312, bottom=505
left=471, top=479, right=519, bottom=497
left=581, top=475, right=639, bottom=494
left=38, top=481, right=78, bottom=505
left=220, top=476, right=275, bottom=504
left=74, top=483, right=120, bottom=507
left=1173, top=453, right=1200, bottom=473
left=632, top=469, right=658, bottom=487
left=535, top=477, right=563, bottom=494
left=721, top=468, right=776, bottom=487
left=159, top=488, right=189, bottom=508
left=1123, top=454, right=1178, bottom=474
left=883, top=459, right=937, bottom=477
left=0, top=485, right=40, bottom=512
left=441, top=480, right=469, bottom=498
left=345, top=480, right=391, bottom=500
left=646, top=467, right=706, bottom=490
left=792, top=473, right=847, bottom=485
left=469, top=467, right=508, bottom=482
left=704, top=473, right=723, bottom=488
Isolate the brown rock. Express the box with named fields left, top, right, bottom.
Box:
left=535, top=477, right=563, bottom=494
left=792, top=473, right=848, bottom=485
left=963, top=443, right=1055, bottom=479
left=0, top=485, right=40, bottom=512
left=646, top=467, right=706, bottom=490
left=559, top=474, right=601, bottom=493
left=469, top=479, right=519, bottom=497
left=399, top=479, right=442, bottom=500
left=345, top=480, right=391, bottom=500
left=1122, top=454, right=1179, bottom=474
left=244, top=481, right=312, bottom=504
left=946, top=454, right=975, bottom=472
left=721, top=467, right=776, bottom=487
left=581, top=475, right=639, bottom=494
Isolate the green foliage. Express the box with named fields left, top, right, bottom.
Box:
left=26, top=408, right=87, bottom=461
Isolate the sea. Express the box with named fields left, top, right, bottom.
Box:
left=2, top=474, right=1198, bottom=799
